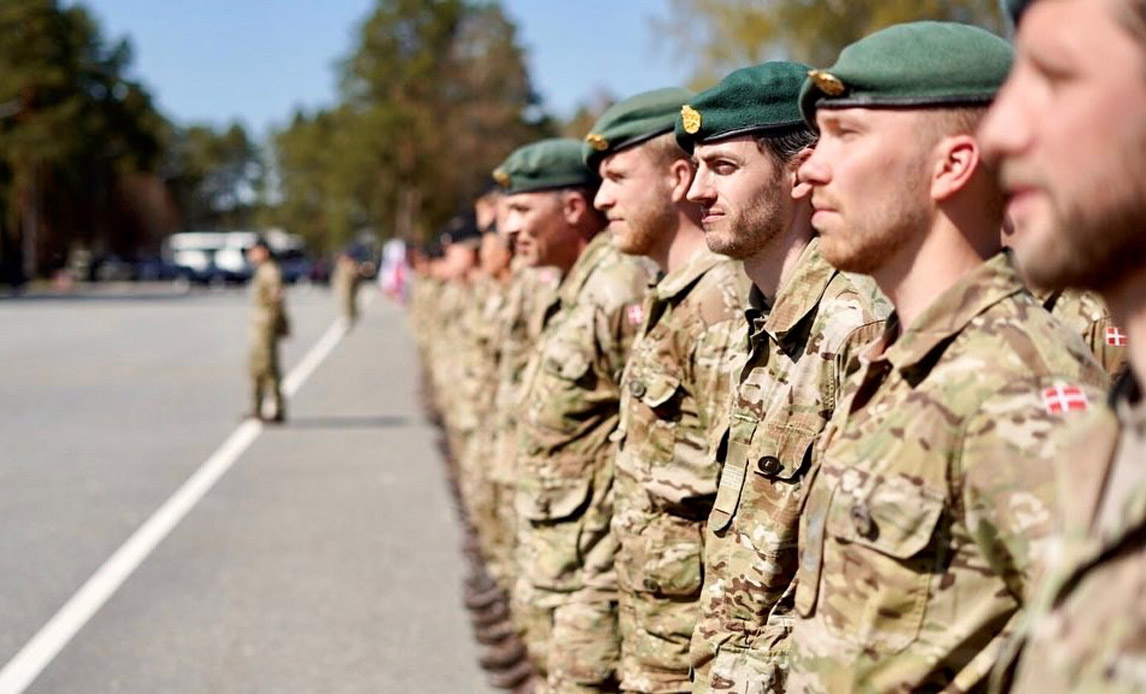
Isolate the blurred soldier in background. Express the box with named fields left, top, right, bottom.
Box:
left=246, top=237, right=289, bottom=423
left=332, top=251, right=361, bottom=326
left=582, top=87, right=752, bottom=694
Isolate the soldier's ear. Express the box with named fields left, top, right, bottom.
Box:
left=790, top=147, right=815, bottom=200
left=668, top=157, right=694, bottom=204
left=560, top=189, right=589, bottom=225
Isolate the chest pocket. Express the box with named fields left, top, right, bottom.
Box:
left=516, top=477, right=593, bottom=523
left=796, top=471, right=946, bottom=654
left=619, top=370, right=682, bottom=468
left=527, top=340, right=595, bottom=435
left=709, top=422, right=817, bottom=533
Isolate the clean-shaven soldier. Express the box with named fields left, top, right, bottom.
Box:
left=677, top=62, right=890, bottom=694
left=982, top=0, right=1146, bottom=691
left=501, top=139, right=653, bottom=693
left=583, top=88, right=751, bottom=694
left=787, top=22, right=1108, bottom=693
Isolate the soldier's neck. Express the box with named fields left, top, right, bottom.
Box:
left=662, top=221, right=708, bottom=274
left=743, top=224, right=812, bottom=303
left=1103, top=267, right=1146, bottom=385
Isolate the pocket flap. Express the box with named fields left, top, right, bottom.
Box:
left=826, top=475, right=945, bottom=559
left=748, top=424, right=816, bottom=482
left=635, top=371, right=681, bottom=408
left=516, top=477, right=593, bottom=522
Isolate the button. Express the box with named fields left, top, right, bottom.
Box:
left=629, top=380, right=647, bottom=398
left=850, top=503, right=876, bottom=539
left=643, top=578, right=660, bottom=593
left=756, top=456, right=782, bottom=475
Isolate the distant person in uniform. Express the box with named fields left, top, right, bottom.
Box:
left=333, top=252, right=361, bottom=325
left=247, top=238, right=288, bottom=423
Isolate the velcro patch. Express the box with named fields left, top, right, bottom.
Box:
left=1106, top=326, right=1129, bottom=347
left=1042, top=385, right=1090, bottom=415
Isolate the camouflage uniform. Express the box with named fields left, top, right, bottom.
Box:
left=333, top=256, right=360, bottom=323
left=611, top=249, right=751, bottom=694
left=249, top=259, right=288, bottom=418
left=993, top=372, right=1146, bottom=694
left=489, top=264, right=562, bottom=590
left=787, top=253, right=1109, bottom=694
left=690, top=239, right=889, bottom=694
left=514, top=231, right=652, bottom=691
left=1038, top=288, right=1127, bottom=379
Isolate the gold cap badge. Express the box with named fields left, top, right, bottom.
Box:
left=492, top=170, right=510, bottom=187
left=585, top=133, right=609, bottom=151
left=681, top=105, right=701, bottom=134
left=808, top=70, right=845, bottom=96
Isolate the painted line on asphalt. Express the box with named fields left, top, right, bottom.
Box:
left=0, top=317, right=351, bottom=694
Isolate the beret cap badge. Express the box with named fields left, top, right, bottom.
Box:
left=680, top=105, right=702, bottom=134
left=585, top=133, right=609, bottom=151
left=808, top=70, right=845, bottom=96
left=492, top=169, right=511, bottom=187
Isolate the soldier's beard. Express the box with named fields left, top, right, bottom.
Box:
left=1015, top=175, right=1146, bottom=295
left=705, top=184, right=787, bottom=261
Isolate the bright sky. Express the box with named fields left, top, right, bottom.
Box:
left=81, top=0, right=694, bottom=139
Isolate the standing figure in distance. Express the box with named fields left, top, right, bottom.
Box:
left=247, top=237, right=289, bottom=423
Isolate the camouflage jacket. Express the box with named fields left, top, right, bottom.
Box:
left=610, top=249, right=751, bottom=692
left=690, top=239, right=889, bottom=694
left=250, top=261, right=286, bottom=341
left=787, top=253, right=1109, bottom=694
left=515, top=231, right=652, bottom=594
left=1039, top=288, right=1127, bottom=379
left=490, top=265, right=562, bottom=485
left=992, top=372, right=1146, bottom=694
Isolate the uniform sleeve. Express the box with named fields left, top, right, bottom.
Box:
left=688, top=308, right=745, bottom=439
left=594, top=292, right=646, bottom=386
left=957, top=383, right=1104, bottom=602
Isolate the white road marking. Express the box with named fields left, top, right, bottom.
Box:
left=0, top=318, right=351, bottom=694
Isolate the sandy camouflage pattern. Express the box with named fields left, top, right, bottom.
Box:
left=690, top=239, right=889, bottom=694
left=514, top=231, right=652, bottom=688
left=1037, top=288, right=1127, bottom=379
left=990, top=373, right=1146, bottom=694
left=787, top=253, right=1109, bottom=694
left=611, top=249, right=751, bottom=693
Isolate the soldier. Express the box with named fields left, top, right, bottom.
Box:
left=785, top=22, right=1108, bottom=693
left=332, top=251, right=361, bottom=326
left=499, top=138, right=652, bottom=692
left=980, top=0, right=1146, bottom=691
left=246, top=237, right=289, bottom=423
left=582, top=88, right=752, bottom=694
left=675, top=63, right=890, bottom=693
left=1002, top=219, right=1127, bottom=377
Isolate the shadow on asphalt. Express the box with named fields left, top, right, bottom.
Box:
left=283, top=415, right=410, bottom=430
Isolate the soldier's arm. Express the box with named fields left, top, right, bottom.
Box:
left=689, top=310, right=746, bottom=438
left=957, top=383, right=1103, bottom=602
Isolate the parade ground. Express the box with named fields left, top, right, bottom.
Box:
left=0, top=286, right=489, bottom=693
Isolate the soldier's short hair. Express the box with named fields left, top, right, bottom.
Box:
left=753, top=124, right=817, bottom=165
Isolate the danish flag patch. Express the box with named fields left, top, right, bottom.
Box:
left=1106, top=326, right=1129, bottom=347
left=626, top=304, right=646, bottom=326
left=1042, top=385, right=1090, bottom=415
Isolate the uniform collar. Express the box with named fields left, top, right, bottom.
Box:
left=870, top=251, right=1025, bottom=374
left=654, top=247, right=729, bottom=301
left=745, top=238, right=837, bottom=349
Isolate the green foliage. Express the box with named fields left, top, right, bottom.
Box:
left=163, top=121, right=264, bottom=231
left=656, top=0, right=1004, bottom=87
left=269, top=0, right=551, bottom=250
left=0, top=0, right=167, bottom=279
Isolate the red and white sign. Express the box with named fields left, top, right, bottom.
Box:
left=1106, top=326, right=1129, bottom=347
left=1042, top=385, right=1090, bottom=415
left=626, top=304, right=646, bottom=326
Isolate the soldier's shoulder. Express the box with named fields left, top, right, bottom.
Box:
left=685, top=258, right=751, bottom=326
left=814, top=271, right=891, bottom=353
left=581, top=245, right=651, bottom=309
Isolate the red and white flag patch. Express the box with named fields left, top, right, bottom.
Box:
left=1106, top=326, right=1129, bottom=347
left=1042, top=385, right=1090, bottom=415
left=626, top=304, right=646, bottom=326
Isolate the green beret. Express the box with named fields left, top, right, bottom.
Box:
left=799, top=21, right=1014, bottom=127
left=583, top=87, right=695, bottom=170
left=493, top=138, right=599, bottom=195
left=1003, top=0, right=1032, bottom=24
left=674, top=61, right=811, bottom=153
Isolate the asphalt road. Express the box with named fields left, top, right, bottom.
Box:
left=0, top=284, right=489, bottom=693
